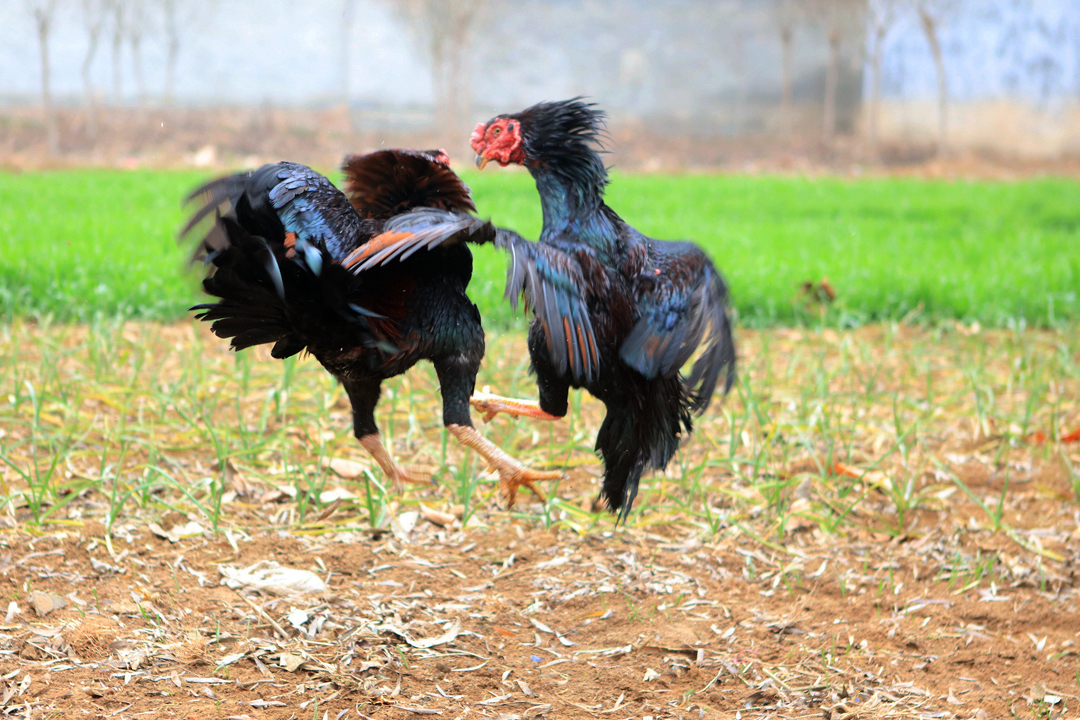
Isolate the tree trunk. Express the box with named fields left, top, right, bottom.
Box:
left=917, top=8, right=948, bottom=155
left=162, top=0, right=179, bottom=106
left=445, top=1, right=481, bottom=152
left=426, top=5, right=447, bottom=137
left=164, top=38, right=179, bottom=107
left=34, top=9, right=58, bottom=156
left=447, top=41, right=463, bottom=146
left=866, top=26, right=885, bottom=160
left=426, top=5, right=454, bottom=148
left=780, top=26, right=793, bottom=141
left=82, top=18, right=102, bottom=140
left=431, top=42, right=449, bottom=144
left=131, top=34, right=145, bottom=106
left=111, top=2, right=124, bottom=105
left=823, top=30, right=840, bottom=143
left=731, top=35, right=748, bottom=135
left=340, top=0, right=355, bottom=113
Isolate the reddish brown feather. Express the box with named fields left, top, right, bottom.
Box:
left=341, top=149, right=475, bottom=219
left=576, top=325, right=590, bottom=372
left=358, top=274, right=416, bottom=345
left=562, top=317, right=573, bottom=371
left=342, top=231, right=413, bottom=270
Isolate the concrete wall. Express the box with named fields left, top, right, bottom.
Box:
left=870, top=0, right=1080, bottom=157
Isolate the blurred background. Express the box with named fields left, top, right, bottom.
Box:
left=3, top=0, right=1079, bottom=173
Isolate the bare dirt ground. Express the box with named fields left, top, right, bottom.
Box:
left=3, top=509, right=1079, bottom=720
left=2, top=322, right=1079, bottom=719
left=4, top=105, right=1080, bottom=178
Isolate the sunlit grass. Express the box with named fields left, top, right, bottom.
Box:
left=1, top=169, right=1077, bottom=327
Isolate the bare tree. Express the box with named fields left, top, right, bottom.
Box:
left=107, top=0, right=126, bottom=105
left=769, top=0, right=802, bottom=140
left=808, top=0, right=866, bottom=144
left=340, top=0, right=356, bottom=110
left=908, top=0, right=960, bottom=155
left=865, top=0, right=900, bottom=159
left=160, top=0, right=213, bottom=107
left=385, top=0, right=492, bottom=149
left=709, top=3, right=750, bottom=135
left=81, top=0, right=108, bottom=139
left=160, top=0, right=179, bottom=105
left=127, top=0, right=148, bottom=106
left=26, top=0, right=60, bottom=155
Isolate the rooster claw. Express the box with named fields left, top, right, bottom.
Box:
left=389, top=464, right=434, bottom=487
left=469, top=392, right=502, bottom=422
left=498, top=466, right=565, bottom=508
left=359, top=433, right=433, bottom=494
left=446, top=424, right=564, bottom=509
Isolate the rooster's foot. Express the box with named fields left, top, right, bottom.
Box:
left=359, top=433, right=431, bottom=493
left=470, top=387, right=562, bottom=423
left=447, top=424, right=564, bottom=507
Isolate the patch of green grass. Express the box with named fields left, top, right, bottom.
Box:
left=0, top=169, right=209, bottom=321
left=1, top=169, right=1077, bottom=327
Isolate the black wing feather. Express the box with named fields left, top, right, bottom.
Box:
left=619, top=243, right=735, bottom=413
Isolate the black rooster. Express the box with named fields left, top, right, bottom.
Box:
left=183, top=149, right=576, bottom=503
left=468, top=99, right=737, bottom=520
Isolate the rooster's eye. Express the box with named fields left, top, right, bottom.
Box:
left=492, top=127, right=502, bottom=136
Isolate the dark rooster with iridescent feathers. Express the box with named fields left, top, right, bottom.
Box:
left=469, top=99, right=737, bottom=521
left=183, top=149, right=569, bottom=503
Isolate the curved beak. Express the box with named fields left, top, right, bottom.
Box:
left=475, top=153, right=491, bottom=170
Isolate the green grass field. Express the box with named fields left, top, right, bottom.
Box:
left=1, top=168, right=1077, bottom=327
left=1, top=168, right=1079, bottom=717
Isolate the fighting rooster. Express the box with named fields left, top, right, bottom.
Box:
left=469, top=99, right=737, bottom=520
left=183, top=149, right=578, bottom=503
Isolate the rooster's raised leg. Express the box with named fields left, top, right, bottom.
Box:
left=470, top=388, right=563, bottom=422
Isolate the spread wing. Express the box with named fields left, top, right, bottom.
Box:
left=181, top=163, right=389, bottom=357
left=504, top=238, right=600, bottom=384
left=619, top=241, right=736, bottom=412
left=339, top=207, right=600, bottom=383
left=340, top=208, right=494, bottom=270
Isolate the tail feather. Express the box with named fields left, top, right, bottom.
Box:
left=181, top=174, right=258, bottom=242
left=596, top=374, right=692, bottom=522
left=191, top=215, right=303, bottom=357
left=192, top=216, right=382, bottom=358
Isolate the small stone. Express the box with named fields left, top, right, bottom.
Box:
left=31, top=591, right=66, bottom=616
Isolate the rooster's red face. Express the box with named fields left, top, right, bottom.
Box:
left=471, top=118, right=526, bottom=169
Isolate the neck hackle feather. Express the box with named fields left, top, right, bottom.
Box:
left=514, top=98, right=610, bottom=201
